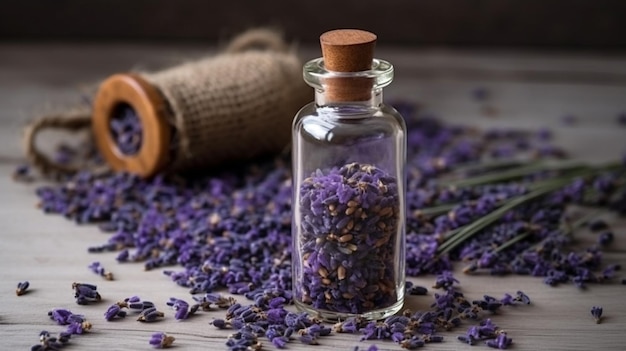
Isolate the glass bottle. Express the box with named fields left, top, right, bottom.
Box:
left=291, top=29, right=407, bottom=321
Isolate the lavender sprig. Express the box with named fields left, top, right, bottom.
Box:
left=437, top=163, right=620, bottom=257
left=440, top=160, right=588, bottom=188
left=437, top=179, right=566, bottom=256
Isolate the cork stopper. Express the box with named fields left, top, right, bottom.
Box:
left=92, top=73, right=171, bottom=178
left=320, top=29, right=377, bottom=102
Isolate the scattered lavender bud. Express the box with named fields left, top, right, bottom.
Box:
left=149, top=332, right=175, bottom=348
left=32, top=330, right=71, bottom=351
left=166, top=297, right=195, bottom=320
left=560, top=114, right=577, bottom=126
left=116, top=249, right=130, bottom=262
left=536, top=128, right=552, bottom=141
left=16, top=281, right=30, bottom=296
left=104, top=304, right=127, bottom=321
left=588, top=219, right=609, bottom=232
left=72, top=282, right=101, bottom=305
left=66, top=320, right=92, bottom=335
left=47, top=308, right=85, bottom=325
left=211, top=318, right=230, bottom=329
left=617, top=112, right=626, bottom=126
left=432, top=271, right=459, bottom=290
left=499, top=293, right=514, bottom=306
left=514, top=291, right=531, bottom=304
left=471, top=87, right=489, bottom=101
left=485, top=332, right=513, bottom=349
left=408, top=285, right=428, bottom=296
left=352, top=345, right=378, bottom=351
left=118, top=296, right=155, bottom=311
left=400, top=336, right=425, bottom=349
left=137, top=307, right=165, bottom=322
left=591, top=306, right=603, bottom=323
left=298, top=333, right=318, bottom=345
left=13, top=164, right=34, bottom=182
left=88, top=261, right=114, bottom=280
left=597, top=231, right=614, bottom=246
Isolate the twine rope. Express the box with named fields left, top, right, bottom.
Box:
left=23, top=108, right=93, bottom=175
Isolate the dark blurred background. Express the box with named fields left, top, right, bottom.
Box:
left=1, top=0, right=625, bottom=49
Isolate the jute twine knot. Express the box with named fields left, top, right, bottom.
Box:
left=23, top=28, right=312, bottom=177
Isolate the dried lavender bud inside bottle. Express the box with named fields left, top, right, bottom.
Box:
left=294, top=162, right=400, bottom=316
left=110, top=103, right=142, bottom=155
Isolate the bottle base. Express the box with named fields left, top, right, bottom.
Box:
left=293, top=298, right=404, bottom=322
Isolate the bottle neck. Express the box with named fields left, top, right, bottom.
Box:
left=315, top=87, right=384, bottom=108
left=303, top=57, right=394, bottom=109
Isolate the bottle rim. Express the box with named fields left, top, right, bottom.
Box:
left=303, top=58, right=394, bottom=90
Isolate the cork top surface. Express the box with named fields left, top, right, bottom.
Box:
left=320, top=29, right=377, bottom=72
left=320, top=29, right=377, bottom=47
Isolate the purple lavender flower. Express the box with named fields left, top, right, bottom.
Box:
left=166, top=297, right=194, bottom=320
left=597, top=231, right=614, bottom=246
left=486, top=332, right=513, bottom=349
left=32, top=330, right=71, bottom=351
left=110, top=103, right=143, bottom=155
left=588, top=219, right=608, bottom=232
left=104, top=304, right=127, bottom=321
left=400, top=336, right=426, bottom=349
left=352, top=345, right=379, bottom=351
left=16, top=281, right=30, bottom=296
left=88, top=261, right=114, bottom=280
left=432, top=271, right=459, bottom=290
left=48, top=309, right=85, bottom=325
left=137, top=307, right=165, bottom=322
left=471, top=87, right=490, bottom=101
left=119, top=296, right=155, bottom=311
left=66, top=320, right=92, bottom=335
left=591, top=306, right=603, bottom=323
left=560, top=114, right=577, bottom=126
left=12, top=164, right=34, bottom=182
left=407, top=285, right=428, bottom=296
left=149, top=332, right=175, bottom=348
left=72, top=282, right=101, bottom=305
left=211, top=318, right=230, bottom=329
left=294, top=162, right=402, bottom=315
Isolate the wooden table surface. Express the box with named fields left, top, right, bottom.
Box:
left=1, top=43, right=626, bottom=351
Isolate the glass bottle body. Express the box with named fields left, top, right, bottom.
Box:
left=291, top=59, right=407, bottom=321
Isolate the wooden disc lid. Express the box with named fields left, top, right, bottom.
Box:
left=92, top=73, right=171, bottom=178
left=319, top=29, right=377, bottom=101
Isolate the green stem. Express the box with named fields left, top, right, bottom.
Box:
left=434, top=161, right=622, bottom=256
left=414, top=203, right=457, bottom=218
left=442, top=225, right=466, bottom=241
left=494, top=231, right=531, bottom=253
left=451, top=159, right=533, bottom=175
left=440, top=160, right=588, bottom=188
left=436, top=177, right=571, bottom=256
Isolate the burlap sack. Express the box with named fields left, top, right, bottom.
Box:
left=23, top=28, right=312, bottom=176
